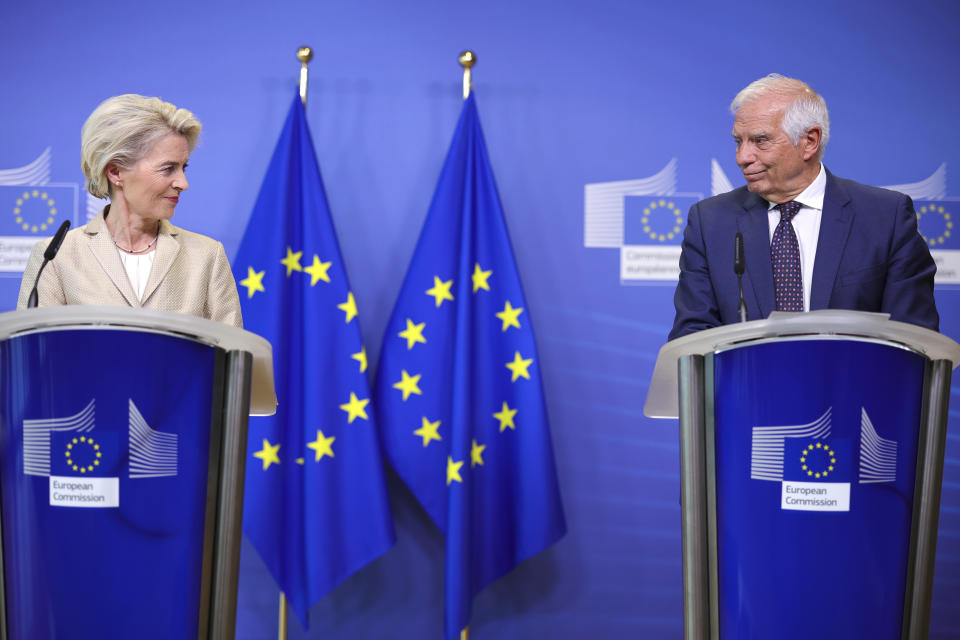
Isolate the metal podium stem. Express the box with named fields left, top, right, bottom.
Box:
left=208, top=350, right=253, bottom=639
left=678, top=354, right=710, bottom=640
left=904, top=359, right=951, bottom=640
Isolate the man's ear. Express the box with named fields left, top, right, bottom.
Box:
left=800, top=127, right=822, bottom=161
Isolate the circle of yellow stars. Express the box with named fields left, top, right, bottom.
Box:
left=916, top=203, right=953, bottom=247
left=246, top=245, right=372, bottom=471
left=640, top=199, right=683, bottom=242
left=240, top=247, right=354, bottom=325
left=394, top=264, right=533, bottom=488
left=251, top=392, right=370, bottom=469
left=13, top=189, right=57, bottom=232
left=64, top=435, right=102, bottom=474
left=240, top=246, right=367, bottom=372
left=800, top=442, right=836, bottom=479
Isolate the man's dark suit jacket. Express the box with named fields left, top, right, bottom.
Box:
left=669, top=169, right=939, bottom=340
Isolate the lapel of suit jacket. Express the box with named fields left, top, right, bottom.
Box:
left=141, top=220, right=180, bottom=305
left=85, top=209, right=140, bottom=307
left=737, top=191, right=775, bottom=319
left=810, top=170, right=853, bottom=310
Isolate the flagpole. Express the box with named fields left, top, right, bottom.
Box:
left=298, top=45, right=313, bottom=106
left=459, top=50, right=476, bottom=99
left=277, top=47, right=312, bottom=640
left=457, top=50, right=475, bottom=640
left=456, top=48, right=477, bottom=640
left=278, top=592, right=288, bottom=640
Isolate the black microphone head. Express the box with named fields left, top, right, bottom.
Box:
left=734, top=232, right=745, bottom=276
left=43, top=220, right=71, bottom=261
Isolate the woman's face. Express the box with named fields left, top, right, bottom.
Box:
left=116, top=133, right=190, bottom=221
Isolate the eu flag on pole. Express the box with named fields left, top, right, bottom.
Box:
left=374, top=93, right=566, bottom=639
left=234, top=91, right=395, bottom=627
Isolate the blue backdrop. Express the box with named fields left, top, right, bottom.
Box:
left=2, top=1, right=959, bottom=638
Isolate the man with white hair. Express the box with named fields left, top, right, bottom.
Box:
left=669, top=74, right=938, bottom=340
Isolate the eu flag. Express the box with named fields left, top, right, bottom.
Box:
left=374, top=93, right=566, bottom=639
left=233, top=91, right=395, bottom=627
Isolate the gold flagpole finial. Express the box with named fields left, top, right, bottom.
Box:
left=458, top=50, right=476, bottom=99
left=297, top=46, right=314, bottom=106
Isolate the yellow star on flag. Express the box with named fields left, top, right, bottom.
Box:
left=339, top=392, right=370, bottom=423
left=413, top=416, right=442, bottom=447
left=253, top=438, right=281, bottom=470
left=495, top=300, right=524, bottom=331
left=351, top=346, right=368, bottom=373
left=505, top=351, right=533, bottom=382
left=447, top=456, right=464, bottom=485
left=281, top=247, right=303, bottom=276
left=471, top=439, right=486, bottom=467
left=306, top=429, right=335, bottom=462
left=304, top=254, right=332, bottom=285
left=472, top=262, right=492, bottom=293
left=393, top=369, right=423, bottom=401
left=240, top=266, right=266, bottom=299
left=493, top=401, right=517, bottom=432
left=426, top=275, right=455, bottom=307
left=398, top=318, right=427, bottom=349
left=338, top=292, right=358, bottom=323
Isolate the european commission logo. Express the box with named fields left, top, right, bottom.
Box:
left=749, top=407, right=898, bottom=512
left=620, top=194, right=700, bottom=282
left=583, top=159, right=702, bottom=284
left=624, top=197, right=686, bottom=244
left=915, top=199, right=960, bottom=283
left=0, top=147, right=82, bottom=275
left=23, top=399, right=179, bottom=508
left=585, top=160, right=959, bottom=284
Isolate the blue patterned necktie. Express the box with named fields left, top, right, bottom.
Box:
left=771, top=201, right=803, bottom=312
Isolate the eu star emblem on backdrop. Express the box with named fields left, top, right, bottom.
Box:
left=233, top=91, right=395, bottom=628
left=374, top=92, right=566, bottom=639
left=622, top=195, right=699, bottom=245
left=915, top=200, right=958, bottom=249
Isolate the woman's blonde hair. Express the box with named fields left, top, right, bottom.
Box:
left=81, top=94, right=201, bottom=198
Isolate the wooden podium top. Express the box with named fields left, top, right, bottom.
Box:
left=645, top=310, right=960, bottom=419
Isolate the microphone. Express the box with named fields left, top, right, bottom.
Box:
left=734, top=232, right=747, bottom=322
left=27, top=220, right=71, bottom=308
left=44, top=219, right=71, bottom=260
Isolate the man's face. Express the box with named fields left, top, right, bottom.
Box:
left=732, top=95, right=815, bottom=204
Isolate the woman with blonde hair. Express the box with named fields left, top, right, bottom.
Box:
left=17, top=94, right=242, bottom=327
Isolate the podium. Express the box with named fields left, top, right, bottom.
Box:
left=645, top=310, right=960, bottom=639
left=0, top=307, right=277, bottom=639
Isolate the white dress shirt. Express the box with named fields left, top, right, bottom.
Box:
left=766, top=163, right=826, bottom=311
left=118, top=249, right=156, bottom=302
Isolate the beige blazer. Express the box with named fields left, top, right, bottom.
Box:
left=17, top=209, right=243, bottom=328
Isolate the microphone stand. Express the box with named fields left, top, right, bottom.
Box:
left=735, top=232, right=748, bottom=322
left=27, top=220, right=71, bottom=308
